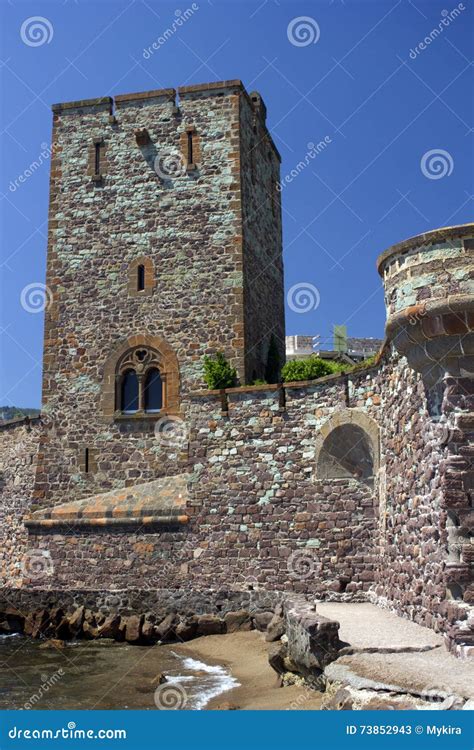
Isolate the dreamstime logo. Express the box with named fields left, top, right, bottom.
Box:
left=20, top=283, right=53, bottom=314
left=154, top=683, right=188, bottom=710
left=9, top=142, right=55, bottom=192
left=420, top=149, right=454, bottom=180
left=408, top=307, right=427, bottom=325
left=20, top=17, right=54, bottom=47
left=409, top=4, right=466, bottom=59
left=287, top=283, right=320, bottom=314
left=24, top=669, right=64, bottom=710
left=287, top=16, right=320, bottom=47
left=22, top=550, right=54, bottom=581
left=278, top=138, right=332, bottom=191
left=143, top=4, right=199, bottom=58
left=154, top=150, right=187, bottom=180
left=422, top=418, right=451, bottom=447
left=154, top=415, right=188, bottom=448
left=288, top=549, right=321, bottom=580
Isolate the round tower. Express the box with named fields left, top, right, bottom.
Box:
left=377, top=223, right=474, bottom=386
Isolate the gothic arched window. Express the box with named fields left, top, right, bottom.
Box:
left=116, top=347, right=164, bottom=416
left=121, top=369, right=139, bottom=414
left=144, top=367, right=163, bottom=412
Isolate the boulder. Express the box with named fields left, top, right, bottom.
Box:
left=253, top=611, right=273, bottom=632
left=82, top=620, right=100, bottom=639
left=151, top=672, right=167, bottom=686
left=97, top=614, right=121, bottom=640
left=67, top=606, right=85, bottom=637
left=196, top=614, right=225, bottom=636
left=124, top=615, right=143, bottom=644
left=322, top=687, right=354, bottom=710
left=265, top=614, right=285, bottom=642
left=24, top=610, right=47, bottom=639
left=175, top=618, right=197, bottom=641
left=224, top=610, right=252, bottom=633
left=156, top=613, right=177, bottom=641
left=141, top=614, right=158, bottom=643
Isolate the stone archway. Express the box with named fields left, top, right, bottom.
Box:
left=314, top=409, right=380, bottom=482
left=312, top=409, right=381, bottom=593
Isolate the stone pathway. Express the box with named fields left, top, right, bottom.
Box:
left=316, top=602, right=474, bottom=709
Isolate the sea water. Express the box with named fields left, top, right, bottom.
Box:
left=0, top=634, right=238, bottom=710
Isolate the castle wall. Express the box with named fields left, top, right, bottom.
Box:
left=5, top=349, right=470, bottom=649
left=0, top=419, right=40, bottom=587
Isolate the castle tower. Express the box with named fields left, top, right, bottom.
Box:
left=36, top=81, right=284, bottom=509
left=378, top=224, right=474, bottom=653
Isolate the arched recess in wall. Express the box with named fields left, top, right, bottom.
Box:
left=128, top=256, right=156, bottom=297
left=101, top=333, right=180, bottom=420
left=314, top=409, right=380, bottom=485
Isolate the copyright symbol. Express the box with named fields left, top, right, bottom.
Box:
left=415, top=726, right=423, bottom=735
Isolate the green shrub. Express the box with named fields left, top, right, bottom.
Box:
left=281, top=356, right=345, bottom=383
left=202, top=352, right=237, bottom=390
left=250, top=378, right=268, bottom=386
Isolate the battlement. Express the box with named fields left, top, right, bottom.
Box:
left=51, top=80, right=280, bottom=159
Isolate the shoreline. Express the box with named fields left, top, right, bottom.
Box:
left=173, top=630, right=323, bottom=711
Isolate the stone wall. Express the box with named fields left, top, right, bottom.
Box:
left=0, top=418, right=41, bottom=587
left=36, top=81, right=284, bottom=513
left=1, top=349, right=471, bottom=650
left=239, top=91, right=285, bottom=381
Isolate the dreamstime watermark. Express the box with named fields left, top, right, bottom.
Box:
left=143, top=5, right=199, bottom=58
left=24, top=669, right=65, bottom=710
left=287, top=549, right=322, bottom=580
left=420, top=149, right=454, bottom=180
left=154, top=150, right=187, bottom=180
left=9, top=142, right=55, bottom=193
left=20, top=16, right=54, bottom=47
left=8, top=725, right=127, bottom=741
left=409, top=4, right=466, bottom=59
left=21, top=550, right=54, bottom=581
left=287, top=283, right=320, bottom=314
left=20, top=283, right=53, bottom=314
left=287, top=16, right=320, bottom=47
left=154, top=415, right=188, bottom=448
left=278, top=138, right=332, bottom=191
left=154, top=682, right=188, bottom=709
left=422, top=418, right=451, bottom=447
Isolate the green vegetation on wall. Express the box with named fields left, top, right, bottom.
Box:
left=202, top=353, right=237, bottom=390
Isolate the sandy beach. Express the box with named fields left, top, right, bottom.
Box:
left=174, top=630, right=323, bottom=710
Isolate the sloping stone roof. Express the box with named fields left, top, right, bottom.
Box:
left=25, top=475, right=189, bottom=530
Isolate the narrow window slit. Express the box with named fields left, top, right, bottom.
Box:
left=85, top=448, right=89, bottom=474
left=137, top=264, right=145, bottom=291
left=94, top=142, right=101, bottom=176
left=187, top=130, right=194, bottom=166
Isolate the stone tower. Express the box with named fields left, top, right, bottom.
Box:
left=36, top=80, right=284, bottom=509
left=378, top=223, right=474, bottom=651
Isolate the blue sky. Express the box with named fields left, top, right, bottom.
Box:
left=0, top=0, right=472, bottom=408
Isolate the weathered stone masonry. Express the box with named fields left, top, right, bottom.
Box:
left=0, top=80, right=472, bottom=657
left=34, top=80, right=284, bottom=513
